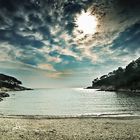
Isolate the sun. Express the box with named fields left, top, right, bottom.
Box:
left=75, top=11, right=97, bottom=35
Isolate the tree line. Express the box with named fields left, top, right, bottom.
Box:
left=92, top=58, right=140, bottom=90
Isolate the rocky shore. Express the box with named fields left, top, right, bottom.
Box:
left=0, top=73, right=32, bottom=102
left=0, top=92, right=10, bottom=102
left=87, top=57, right=140, bottom=94
left=87, top=86, right=140, bottom=93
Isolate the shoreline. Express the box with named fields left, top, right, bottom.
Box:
left=0, top=88, right=33, bottom=102
left=0, top=114, right=140, bottom=120
left=86, top=87, right=140, bottom=93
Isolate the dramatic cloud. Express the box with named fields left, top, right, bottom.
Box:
left=0, top=0, right=140, bottom=80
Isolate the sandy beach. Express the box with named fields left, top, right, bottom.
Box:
left=0, top=116, right=140, bottom=140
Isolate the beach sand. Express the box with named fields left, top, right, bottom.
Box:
left=0, top=116, right=140, bottom=140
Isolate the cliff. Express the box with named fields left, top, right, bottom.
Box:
left=0, top=73, right=32, bottom=101
left=87, top=57, right=140, bottom=93
left=0, top=73, right=31, bottom=91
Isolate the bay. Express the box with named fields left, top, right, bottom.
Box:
left=0, top=88, right=140, bottom=116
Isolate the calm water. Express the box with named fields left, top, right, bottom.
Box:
left=0, top=88, right=140, bottom=116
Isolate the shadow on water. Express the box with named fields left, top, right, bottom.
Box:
left=115, top=91, right=140, bottom=112
left=115, top=91, right=140, bottom=97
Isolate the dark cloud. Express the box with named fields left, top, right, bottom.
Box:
left=0, top=0, right=18, bottom=12
left=111, top=22, right=140, bottom=52
left=117, top=0, right=140, bottom=9
left=0, top=29, right=44, bottom=48
left=17, top=50, right=46, bottom=66
left=64, top=2, right=83, bottom=14
left=0, top=0, right=140, bottom=71
left=28, top=14, right=42, bottom=25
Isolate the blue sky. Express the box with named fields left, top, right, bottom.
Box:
left=0, top=0, right=140, bottom=88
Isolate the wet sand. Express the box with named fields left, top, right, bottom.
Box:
left=0, top=116, right=140, bottom=140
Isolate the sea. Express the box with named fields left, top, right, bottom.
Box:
left=0, top=88, right=140, bottom=117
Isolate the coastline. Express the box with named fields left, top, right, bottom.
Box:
left=0, top=115, right=139, bottom=140
left=0, top=113, right=140, bottom=120
left=0, top=88, right=139, bottom=139
left=86, top=86, right=140, bottom=93
left=0, top=92, right=10, bottom=102
left=0, top=87, right=33, bottom=102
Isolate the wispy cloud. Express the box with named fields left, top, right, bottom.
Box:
left=38, top=63, right=56, bottom=71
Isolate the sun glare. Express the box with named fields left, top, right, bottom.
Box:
left=75, top=11, right=97, bottom=35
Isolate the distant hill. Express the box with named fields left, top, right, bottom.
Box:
left=0, top=73, right=31, bottom=91
left=87, top=58, right=140, bottom=92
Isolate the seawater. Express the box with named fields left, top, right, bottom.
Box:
left=0, top=88, right=140, bottom=116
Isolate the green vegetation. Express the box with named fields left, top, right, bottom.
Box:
left=89, top=58, right=140, bottom=91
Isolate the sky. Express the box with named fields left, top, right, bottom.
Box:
left=0, top=0, right=140, bottom=88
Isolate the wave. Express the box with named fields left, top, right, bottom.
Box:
left=0, top=112, right=139, bottom=119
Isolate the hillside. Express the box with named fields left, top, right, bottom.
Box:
left=0, top=73, right=31, bottom=91
left=87, top=58, right=140, bottom=92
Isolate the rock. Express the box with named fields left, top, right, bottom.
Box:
left=0, top=92, right=10, bottom=98
left=0, top=73, right=32, bottom=91
left=86, top=86, right=93, bottom=89
left=0, top=98, right=3, bottom=102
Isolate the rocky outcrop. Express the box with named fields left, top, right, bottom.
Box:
left=0, top=73, right=32, bottom=91
left=87, top=57, right=140, bottom=93
left=0, top=92, right=10, bottom=102
left=0, top=92, right=10, bottom=98
left=0, top=73, right=32, bottom=101
left=87, top=86, right=140, bottom=93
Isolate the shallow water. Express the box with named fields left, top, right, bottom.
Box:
left=0, top=88, right=140, bottom=116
